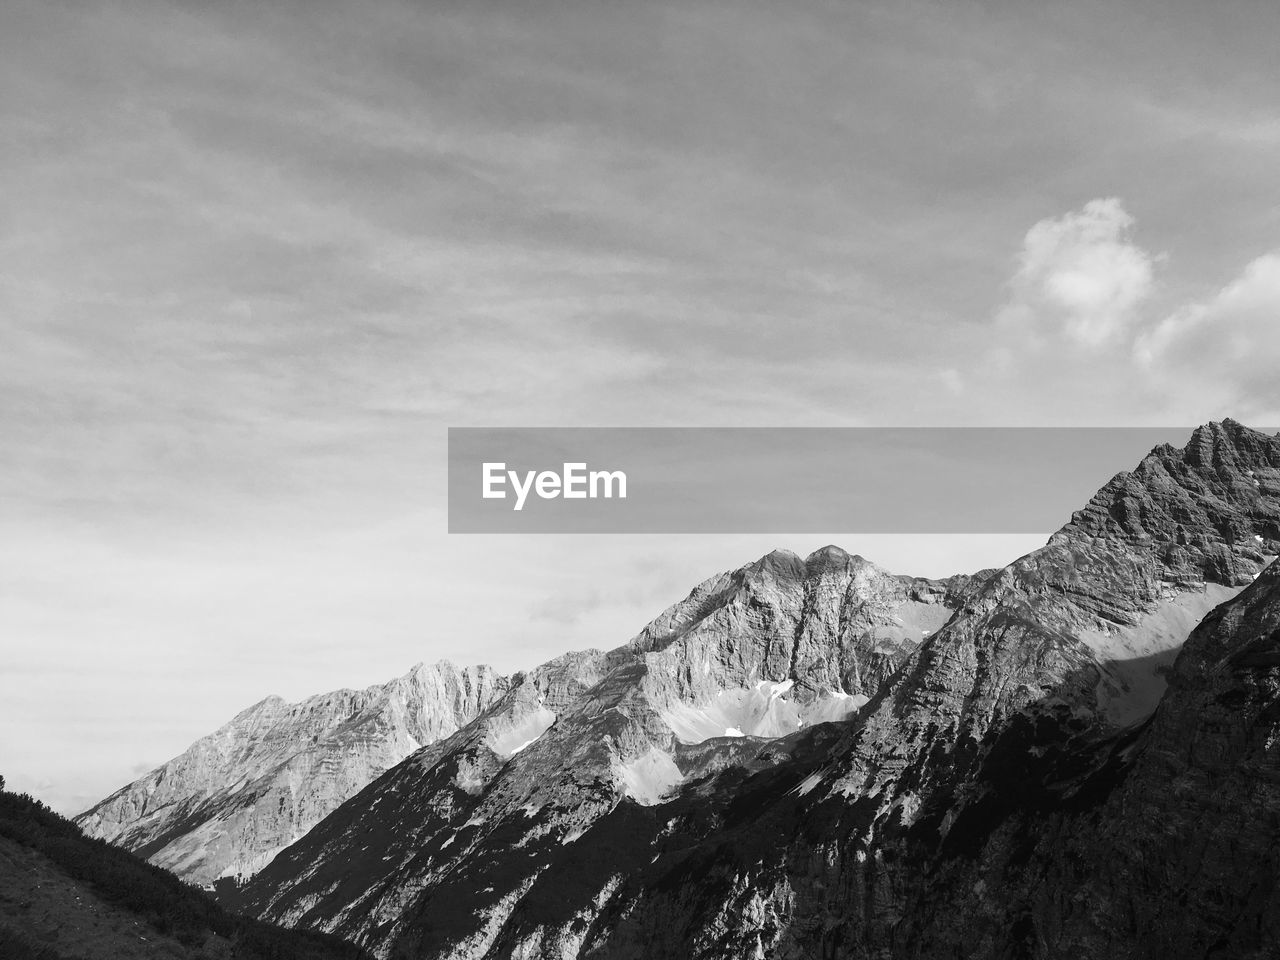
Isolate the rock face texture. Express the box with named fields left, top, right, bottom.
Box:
left=74, top=661, right=507, bottom=887
left=546, top=421, right=1280, bottom=960
left=899, top=557, right=1280, bottom=959
left=233, top=550, right=967, bottom=954
left=88, top=421, right=1280, bottom=959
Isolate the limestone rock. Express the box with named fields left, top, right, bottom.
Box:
left=74, top=661, right=506, bottom=887
left=234, top=549, right=965, bottom=955
left=85, top=422, right=1280, bottom=959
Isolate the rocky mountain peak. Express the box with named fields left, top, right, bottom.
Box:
left=75, top=659, right=509, bottom=887
left=1182, top=417, right=1280, bottom=472
left=1048, top=421, right=1280, bottom=586
left=229, top=539, right=972, bottom=949
left=745, top=547, right=806, bottom=579
left=85, top=422, right=1280, bottom=960
left=803, top=543, right=877, bottom=572
left=808, top=543, right=851, bottom=559
left=745, top=545, right=876, bottom=580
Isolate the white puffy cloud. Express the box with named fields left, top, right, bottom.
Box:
left=984, top=199, right=1280, bottom=422
left=1000, top=198, right=1157, bottom=348
left=1137, top=252, right=1280, bottom=364
left=1134, top=251, right=1280, bottom=417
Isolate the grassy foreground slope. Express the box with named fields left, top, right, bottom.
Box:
left=0, top=775, right=369, bottom=960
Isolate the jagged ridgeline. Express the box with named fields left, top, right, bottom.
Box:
left=0, top=777, right=371, bottom=960
left=76, top=663, right=509, bottom=887
left=80, top=421, right=1280, bottom=959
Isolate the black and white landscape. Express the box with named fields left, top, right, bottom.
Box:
left=5, top=2, right=1280, bottom=959
left=62, top=421, right=1280, bottom=959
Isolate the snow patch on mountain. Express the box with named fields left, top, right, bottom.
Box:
left=453, top=756, right=488, bottom=796
left=794, top=772, right=825, bottom=796
left=660, top=680, right=867, bottom=743
left=486, top=705, right=557, bottom=758
left=613, top=748, right=684, bottom=805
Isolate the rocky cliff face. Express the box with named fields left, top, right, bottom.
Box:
left=228, top=421, right=1280, bottom=959
left=75, top=661, right=507, bottom=887
left=548, top=561, right=1280, bottom=960
left=897, top=557, right=1280, bottom=959
left=233, top=550, right=965, bottom=954
left=84, top=421, right=1280, bottom=959
left=536, top=421, right=1280, bottom=960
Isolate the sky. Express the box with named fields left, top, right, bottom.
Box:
left=3, top=0, right=1280, bottom=813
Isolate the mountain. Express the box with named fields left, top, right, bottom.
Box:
left=79, top=420, right=1280, bottom=958
left=75, top=661, right=507, bottom=887
left=896, top=549, right=1280, bottom=958
left=230, top=550, right=969, bottom=949
left=0, top=775, right=370, bottom=960
left=527, top=420, right=1280, bottom=959
left=575, top=520, right=1280, bottom=960
left=225, top=420, right=1280, bottom=958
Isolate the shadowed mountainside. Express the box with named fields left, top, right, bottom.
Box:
left=0, top=778, right=371, bottom=960
left=222, top=421, right=1280, bottom=959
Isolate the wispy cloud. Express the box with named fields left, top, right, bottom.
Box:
left=1135, top=252, right=1280, bottom=419
left=5, top=0, right=1280, bottom=812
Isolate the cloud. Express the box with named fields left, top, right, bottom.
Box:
left=937, top=368, right=965, bottom=395
left=999, top=198, right=1157, bottom=348
left=981, top=199, right=1280, bottom=423
left=1137, top=252, right=1280, bottom=363
left=529, top=588, right=603, bottom=625
left=1134, top=251, right=1280, bottom=417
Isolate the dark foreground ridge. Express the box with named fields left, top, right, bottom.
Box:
left=0, top=778, right=371, bottom=960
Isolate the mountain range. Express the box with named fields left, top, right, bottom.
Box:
left=74, top=420, right=1280, bottom=959
left=76, top=662, right=506, bottom=886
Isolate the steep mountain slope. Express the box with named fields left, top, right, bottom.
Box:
left=76, top=661, right=506, bottom=887
left=900, top=555, right=1280, bottom=959
left=236, top=421, right=1280, bottom=959
left=0, top=778, right=370, bottom=960
left=528, top=421, right=1280, bottom=960
left=235, top=551, right=968, bottom=953
left=544, top=553, right=1280, bottom=960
